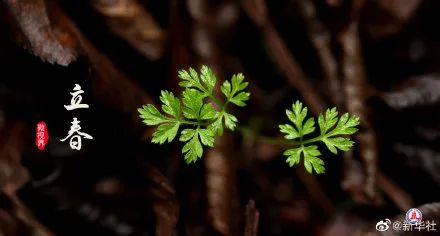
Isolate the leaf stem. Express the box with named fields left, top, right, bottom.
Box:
left=208, top=94, right=223, bottom=108
left=237, top=126, right=300, bottom=146
left=301, top=135, right=323, bottom=145
left=180, top=120, right=200, bottom=126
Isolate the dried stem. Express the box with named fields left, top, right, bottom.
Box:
left=244, top=200, right=259, bottom=236
left=376, top=171, right=413, bottom=211
left=205, top=141, right=233, bottom=236
left=2, top=0, right=77, bottom=65
left=91, top=0, right=165, bottom=60
left=298, top=0, right=343, bottom=106
left=243, top=0, right=326, bottom=115
left=297, top=167, right=334, bottom=215
left=339, top=0, right=379, bottom=200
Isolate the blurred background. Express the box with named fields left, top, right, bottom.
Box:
left=0, top=0, right=439, bottom=235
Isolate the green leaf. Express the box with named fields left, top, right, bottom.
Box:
left=302, top=117, right=315, bottom=136
left=178, top=67, right=206, bottom=94
left=283, top=147, right=302, bottom=167
left=230, top=92, right=250, bottom=107
left=224, top=113, right=238, bottom=130
left=302, top=145, right=325, bottom=174
left=200, top=65, right=216, bottom=93
left=322, top=137, right=354, bottom=154
left=221, top=73, right=250, bottom=107
left=181, top=130, right=203, bottom=163
left=159, top=90, right=180, bottom=119
left=231, top=73, right=248, bottom=94
left=138, top=104, right=167, bottom=125
left=220, top=80, right=231, bottom=98
left=318, top=107, right=338, bottom=134
left=200, top=103, right=217, bottom=120
left=179, top=129, right=196, bottom=142
left=178, top=66, right=215, bottom=98
left=332, top=113, right=360, bottom=135
left=279, top=100, right=360, bottom=173
left=283, top=145, right=325, bottom=174
left=209, top=114, right=224, bottom=135
left=182, top=89, right=204, bottom=119
left=139, top=65, right=250, bottom=164
left=178, top=68, right=198, bottom=88
left=152, top=122, right=180, bottom=144
left=279, top=124, right=299, bottom=139
left=286, top=101, right=308, bottom=133
left=280, top=101, right=315, bottom=140
left=199, top=129, right=215, bottom=147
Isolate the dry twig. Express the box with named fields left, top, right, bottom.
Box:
left=339, top=0, right=379, bottom=201
left=144, top=164, right=179, bottom=236
left=91, top=0, right=165, bottom=60
left=298, top=0, right=343, bottom=106
left=243, top=0, right=326, bottom=115
left=244, top=200, right=259, bottom=236
left=205, top=139, right=233, bottom=236
left=2, top=0, right=77, bottom=65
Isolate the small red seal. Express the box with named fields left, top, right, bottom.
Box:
left=36, top=121, right=49, bottom=150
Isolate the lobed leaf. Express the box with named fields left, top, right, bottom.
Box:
left=139, top=65, right=250, bottom=164
left=138, top=104, right=167, bottom=125
left=302, top=145, right=325, bottom=174
left=200, top=103, right=217, bottom=120
left=199, top=129, right=215, bottom=147
left=160, top=90, right=180, bottom=119
left=221, top=73, right=250, bottom=107
left=200, top=65, right=216, bottom=93
left=209, top=114, right=224, bottom=135
left=283, top=147, right=302, bottom=167
left=286, top=101, right=308, bottom=133
left=322, top=137, right=354, bottom=154
left=318, top=107, right=338, bottom=134
left=279, top=124, right=299, bottom=139
left=283, top=145, right=325, bottom=174
left=224, top=112, right=238, bottom=130
left=331, top=113, right=360, bottom=135
left=279, top=100, right=359, bottom=174
left=182, top=132, right=203, bottom=163
left=152, top=122, right=180, bottom=144
left=182, top=89, right=204, bottom=119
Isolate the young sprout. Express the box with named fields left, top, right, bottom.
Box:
left=138, top=65, right=250, bottom=163
left=279, top=101, right=360, bottom=173
left=138, top=65, right=360, bottom=173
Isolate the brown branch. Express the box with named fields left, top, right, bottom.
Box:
left=297, top=167, right=334, bottom=215
left=91, top=0, right=165, bottom=60
left=4, top=192, right=55, bottom=236
left=0, top=122, right=28, bottom=195
left=376, top=171, right=413, bottom=211
left=244, top=200, right=259, bottom=236
left=2, top=0, right=77, bottom=65
left=243, top=0, right=326, bottom=115
left=339, top=0, right=379, bottom=201
left=341, top=153, right=370, bottom=204
left=144, top=164, right=179, bottom=236
left=298, top=0, right=343, bottom=106
left=205, top=138, right=233, bottom=236
left=0, top=122, right=53, bottom=235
